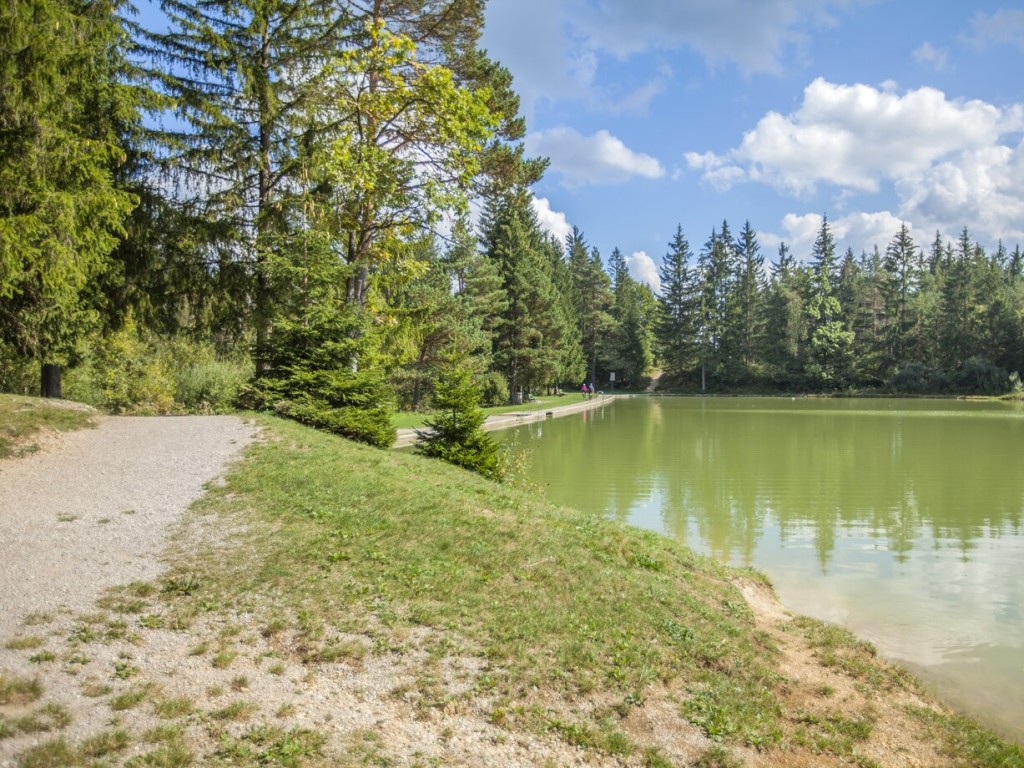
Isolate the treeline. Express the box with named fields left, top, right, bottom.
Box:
left=2, top=1, right=1021, bottom=453
left=657, top=217, right=1024, bottom=394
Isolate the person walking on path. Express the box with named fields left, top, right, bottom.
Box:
left=581, top=382, right=588, bottom=399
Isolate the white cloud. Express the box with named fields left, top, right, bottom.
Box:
left=525, top=127, right=665, bottom=186
left=531, top=196, right=573, bottom=244
left=912, top=42, right=948, bottom=71
left=965, top=9, right=1024, bottom=52
left=762, top=210, right=909, bottom=261
left=625, top=251, right=662, bottom=293
left=698, top=78, right=1024, bottom=195
left=896, top=140, right=1024, bottom=244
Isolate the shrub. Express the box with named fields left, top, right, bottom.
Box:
left=479, top=370, right=510, bottom=407
left=890, top=362, right=949, bottom=394
left=955, top=356, right=1009, bottom=395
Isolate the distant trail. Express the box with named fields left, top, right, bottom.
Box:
left=0, top=416, right=255, bottom=639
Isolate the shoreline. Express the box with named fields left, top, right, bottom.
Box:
left=392, top=392, right=619, bottom=448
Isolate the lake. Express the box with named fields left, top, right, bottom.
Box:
left=505, top=396, right=1024, bottom=742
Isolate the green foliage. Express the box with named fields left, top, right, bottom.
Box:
left=479, top=370, right=510, bottom=407
left=0, top=0, right=139, bottom=366
left=60, top=317, right=251, bottom=413
left=955, top=356, right=1009, bottom=395
left=415, top=363, right=504, bottom=480
left=245, top=299, right=395, bottom=449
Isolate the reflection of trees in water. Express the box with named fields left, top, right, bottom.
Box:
left=518, top=398, right=1024, bottom=568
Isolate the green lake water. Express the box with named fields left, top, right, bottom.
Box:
left=505, top=396, right=1024, bottom=741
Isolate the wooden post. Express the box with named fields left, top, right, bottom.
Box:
left=40, top=364, right=62, bottom=399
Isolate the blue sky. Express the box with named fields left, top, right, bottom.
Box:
left=481, top=0, right=1024, bottom=290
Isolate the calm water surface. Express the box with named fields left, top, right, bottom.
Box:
left=506, top=396, right=1024, bottom=741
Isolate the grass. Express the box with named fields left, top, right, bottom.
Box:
left=0, top=394, right=95, bottom=459
left=0, top=674, right=42, bottom=705
left=162, top=416, right=794, bottom=756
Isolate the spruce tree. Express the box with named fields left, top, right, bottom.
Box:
left=656, top=226, right=697, bottom=381
left=415, top=361, right=503, bottom=480
left=0, top=0, right=139, bottom=393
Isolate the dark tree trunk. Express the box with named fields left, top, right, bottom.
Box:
left=41, top=364, right=62, bottom=399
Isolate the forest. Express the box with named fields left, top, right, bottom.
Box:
left=3, top=0, right=1023, bottom=450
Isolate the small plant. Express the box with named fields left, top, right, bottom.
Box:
left=212, top=648, right=237, bottom=669
left=114, top=660, right=140, bottom=680
left=23, top=612, right=53, bottom=626
left=29, top=651, right=57, bottom=664
left=154, top=696, right=195, bottom=719
left=56, top=513, right=78, bottom=523
left=81, top=681, right=113, bottom=697
left=11, top=737, right=78, bottom=767
left=5, top=635, right=45, bottom=650
left=275, top=703, right=296, bottom=718
left=230, top=675, right=249, bottom=692
left=110, top=684, right=155, bottom=711
left=0, top=673, right=42, bottom=705
left=268, top=662, right=286, bottom=676
left=210, top=699, right=258, bottom=721
left=140, top=614, right=165, bottom=629
left=162, top=573, right=202, bottom=597
left=80, top=727, right=132, bottom=758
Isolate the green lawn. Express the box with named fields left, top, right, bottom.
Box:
left=391, top=395, right=572, bottom=430
left=149, top=414, right=1023, bottom=766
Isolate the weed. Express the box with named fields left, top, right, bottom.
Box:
left=162, top=573, right=201, bottom=597
left=124, top=742, right=193, bottom=767
left=210, top=699, right=259, bottom=721
left=4, top=635, right=44, bottom=650
left=212, top=648, right=237, bottom=668
left=188, top=641, right=209, bottom=656
left=29, top=651, right=57, bottom=664
left=276, top=703, right=296, bottom=718
left=22, top=612, right=53, bottom=626
left=230, top=675, right=249, bottom=691
left=0, top=673, right=42, bottom=705
left=268, top=662, right=286, bottom=676
left=214, top=724, right=325, bottom=766
left=110, top=684, right=155, bottom=711
left=81, top=680, right=113, bottom=697
left=12, top=737, right=78, bottom=768
left=154, top=696, right=195, bottom=719
left=13, top=703, right=72, bottom=733
left=80, top=727, right=132, bottom=757
left=140, top=614, right=165, bottom=629
left=114, top=660, right=139, bottom=679
left=56, top=514, right=78, bottom=523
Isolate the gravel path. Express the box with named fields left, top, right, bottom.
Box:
left=0, top=415, right=255, bottom=640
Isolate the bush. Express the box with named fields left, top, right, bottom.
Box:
left=955, top=356, right=1009, bottom=395
left=890, top=362, right=950, bottom=394
left=61, top=319, right=250, bottom=413
left=479, top=370, right=510, bottom=407
left=0, top=341, right=37, bottom=395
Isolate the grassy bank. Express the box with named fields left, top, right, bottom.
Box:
left=4, top=413, right=1022, bottom=766
left=0, top=394, right=96, bottom=460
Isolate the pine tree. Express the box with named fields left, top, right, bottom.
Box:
left=0, top=0, right=139, bottom=393
left=805, top=216, right=854, bottom=387
left=415, top=361, right=503, bottom=480
left=883, top=223, right=919, bottom=367
left=656, top=226, right=698, bottom=381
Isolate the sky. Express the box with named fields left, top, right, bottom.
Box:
left=480, top=0, right=1024, bottom=291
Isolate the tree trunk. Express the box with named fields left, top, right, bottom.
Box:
left=41, top=364, right=62, bottom=399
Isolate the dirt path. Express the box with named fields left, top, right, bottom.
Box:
left=394, top=393, right=617, bottom=448
left=0, top=416, right=255, bottom=641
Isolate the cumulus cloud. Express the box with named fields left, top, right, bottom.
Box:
left=625, top=251, right=662, bottom=293
left=531, top=196, right=573, bottom=244
left=526, top=128, right=665, bottom=186
left=691, top=78, right=1024, bottom=195
left=897, top=140, right=1024, bottom=244
left=912, top=42, right=948, bottom=71
left=760, top=210, right=910, bottom=261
